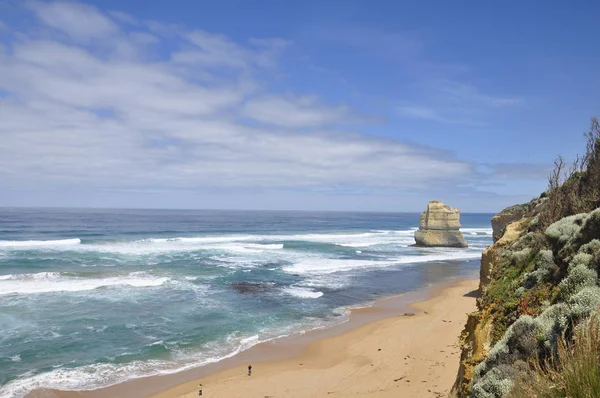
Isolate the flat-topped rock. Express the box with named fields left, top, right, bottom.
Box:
left=414, top=201, right=468, bottom=248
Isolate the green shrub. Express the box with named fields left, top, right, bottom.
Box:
left=508, top=248, right=533, bottom=265
left=510, top=314, right=600, bottom=398
left=569, top=252, right=593, bottom=269
left=556, top=264, right=597, bottom=301
left=522, top=250, right=555, bottom=288
left=471, top=365, right=516, bottom=398
left=566, top=286, right=600, bottom=320
left=474, top=316, right=540, bottom=380
left=545, top=213, right=587, bottom=248
left=579, top=239, right=600, bottom=255
left=577, top=208, right=600, bottom=244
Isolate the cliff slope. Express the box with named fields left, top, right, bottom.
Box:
left=451, top=117, right=600, bottom=397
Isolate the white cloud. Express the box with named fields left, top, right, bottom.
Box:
left=0, top=1, right=474, bottom=195
left=398, top=80, right=524, bottom=125
left=397, top=106, right=446, bottom=122
left=172, top=30, right=288, bottom=70
left=25, top=0, right=119, bottom=41
left=108, top=10, right=139, bottom=26
left=241, top=95, right=353, bottom=128
left=436, top=80, right=524, bottom=108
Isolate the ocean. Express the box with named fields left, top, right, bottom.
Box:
left=0, top=208, right=493, bottom=397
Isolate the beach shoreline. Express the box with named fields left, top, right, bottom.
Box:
left=29, top=273, right=478, bottom=398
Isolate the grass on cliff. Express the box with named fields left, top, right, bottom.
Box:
left=510, top=315, right=600, bottom=398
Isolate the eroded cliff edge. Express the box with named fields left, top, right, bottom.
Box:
left=451, top=118, right=600, bottom=397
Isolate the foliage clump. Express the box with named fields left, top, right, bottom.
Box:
left=555, top=264, right=597, bottom=301
left=510, top=314, right=600, bottom=398
left=464, top=118, right=600, bottom=397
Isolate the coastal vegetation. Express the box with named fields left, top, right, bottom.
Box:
left=452, top=117, right=600, bottom=397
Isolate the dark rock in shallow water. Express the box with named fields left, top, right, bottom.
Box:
left=230, top=282, right=275, bottom=294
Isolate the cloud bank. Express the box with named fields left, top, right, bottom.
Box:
left=0, top=0, right=479, bottom=199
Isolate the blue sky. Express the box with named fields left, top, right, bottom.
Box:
left=0, top=1, right=599, bottom=212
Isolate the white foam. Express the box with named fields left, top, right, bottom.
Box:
left=78, top=239, right=281, bottom=256
left=0, top=238, right=81, bottom=248
left=283, top=286, right=324, bottom=299
left=0, top=272, right=170, bottom=295
left=284, top=258, right=395, bottom=275
left=0, top=332, right=269, bottom=398
left=461, top=228, right=493, bottom=236
left=142, top=236, right=254, bottom=244
left=284, top=250, right=482, bottom=275
left=0, top=230, right=421, bottom=254
left=239, top=334, right=260, bottom=347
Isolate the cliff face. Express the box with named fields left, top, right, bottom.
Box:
left=449, top=118, right=600, bottom=397
left=451, top=199, right=600, bottom=397
left=451, top=208, right=530, bottom=396
left=414, top=201, right=468, bottom=248
left=490, top=204, right=531, bottom=243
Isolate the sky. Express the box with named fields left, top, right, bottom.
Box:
left=0, top=1, right=599, bottom=212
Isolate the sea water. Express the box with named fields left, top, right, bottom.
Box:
left=0, top=208, right=493, bottom=397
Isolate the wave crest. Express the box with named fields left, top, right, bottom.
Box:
left=0, top=272, right=170, bottom=296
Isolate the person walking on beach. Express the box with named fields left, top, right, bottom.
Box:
left=248, top=364, right=252, bottom=376
left=198, top=383, right=203, bottom=396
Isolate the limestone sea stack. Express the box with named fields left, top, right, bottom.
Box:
left=414, top=201, right=468, bottom=248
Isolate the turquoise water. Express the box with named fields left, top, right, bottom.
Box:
left=0, top=208, right=493, bottom=397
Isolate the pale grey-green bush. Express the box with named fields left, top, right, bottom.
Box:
left=566, top=286, right=600, bottom=319
left=474, top=316, right=539, bottom=379
left=471, top=365, right=515, bottom=398
left=556, top=263, right=597, bottom=300
left=569, top=252, right=593, bottom=269
left=472, top=287, right=600, bottom=396
left=577, top=208, right=600, bottom=244
left=510, top=232, right=539, bottom=251
left=521, top=268, right=548, bottom=288
left=546, top=213, right=587, bottom=243
left=537, top=302, right=569, bottom=351
left=509, top=248, right=532, bottom=265
left=580, top=239, right=600, bottom=255
left=528, top=215, right=541, bottom=229
left=538, top=249, right=555, bottom=266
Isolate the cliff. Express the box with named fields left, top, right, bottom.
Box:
left=414, top=201, right=468, bottom=248
left=450, top=117, right=600, bottom=397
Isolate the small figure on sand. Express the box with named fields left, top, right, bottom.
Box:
left=198, top=383, right=203, bottom=396
left=248, top=364, right=252, bottom=376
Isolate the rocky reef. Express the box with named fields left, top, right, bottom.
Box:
left=450, top=117, right=600, bottom=397
left=414, top=201, right=468, bottom=248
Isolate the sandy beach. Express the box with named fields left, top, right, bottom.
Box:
left=151, top=278, right=477, bottom=398
left=32, top=276, right=478, bottom=398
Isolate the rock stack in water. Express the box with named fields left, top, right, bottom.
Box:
left=414, top=201, right=468, bottom=248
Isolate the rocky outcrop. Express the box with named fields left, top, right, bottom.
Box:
left=490, top=203, right=529, bottom=242
left=480, top=220, right=526, bottom=295
left=414, top=201, right=468, bottom=248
